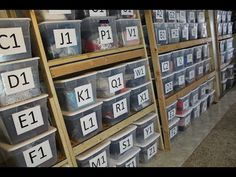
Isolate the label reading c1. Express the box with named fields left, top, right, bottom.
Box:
left=113, top=98, right=128, bottom=118
left=53, top=28, right=77, bottom=49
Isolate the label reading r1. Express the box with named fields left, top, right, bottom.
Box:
left=113, top=98, right=128, bottom=118
left=126, top=26, right=139, bottom=41
left=119, top=134, right=133, bottom=154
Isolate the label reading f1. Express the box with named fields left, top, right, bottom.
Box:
left=125, top=157, right=136, bottom=167
left=74, top=83, right=94, bottom=107
left=113, top=98, right=128, bottom=118
left=171, top=29, right=179, bottom=39
left=143, top=123, right=154, bottom=139
left=161, top=61, right=170, bottom=72
left=80, top=112, right=98, bottom=136
left=178, top=75, right=185, bottom=85
left=126, top=26, right=138, bottom=41
left=138, top=89, right=149, bottom=106
left=165, top=81, right=173, bottom=94
left=119, top=134, right=133, bottom=154
left=108, top=73, right=124, bottom=93
left=176, top=56, right=184, bottom=67
left=1, top=67, right=35, bottom=95
left=53, top=29, right=77, bottom=49
left=12, top=105, right=44, bottom=135
left=98, top=26, right=113, bottom=45
left=23, top=140, right=53, bottom=167
left=89, top=10, right=106, bottom=16
left=48, top=10, right=72, bottom=14
left=158, top=30, right=167, bottom=41
left=121, top=10, right=134, bottom=16
left=0, top=27, right=26, bottom=56
left=89, top=151, right=107, bottom=167
left=147, top=143, right=157, bottom=160
left=168, top=108, right=176, bottom=120
left=133, top=65, right=146, bottom=79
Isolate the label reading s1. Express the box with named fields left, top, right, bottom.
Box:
left=113, top=98, right=128, bottom=118
left=53, top=29, right=77, bottom=49
left=133, top=65, right=146, bottom=79
left=80, top=112, right=98, bottom=136
left=74, top=83, right=94, bottom=107
left=119, top=134, right=133, bottom=154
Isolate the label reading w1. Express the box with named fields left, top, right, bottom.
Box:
left=89, top=151, right=107, bottom=167
left=126, top=26, right=138, bottom=41
left=1, top=67, right=35, bottom=95
left=98, top=26, right=113, bottom=45
left=12, top=105, right=44, bottom=135
left=0, top=27, right=26, bottom=56
left=119, top=134, right=133, bottom=154
left=121, top=10, right=133, bottom=16
left=161, top=61, right=170, bottom=72
left=23, top=140, right=53, bottom=167
left=143, top=123, right=154, bottom=139
left=133, top=65, right=146, bottom=79
left=147, top=142, right=157, bottom=160
left=108, top=73, right=124, bottom=93
left=125, top=157, right=136, bottom=167
left=138, top=89, right=149, bottom=106
left=74, top=83, right=94, bottom=107
left=171, top=29, right=179, bottom=39
left=80, top=112, right=98, bottom=136
left=89, top=10, right=106, bottom=16
left=48, top=10, right=72, bottom=14
left=113, top=98, right=128, bottom=118
left=158, top=30, right=167, bottom=41
left=53, top=29, right=77, bottom=49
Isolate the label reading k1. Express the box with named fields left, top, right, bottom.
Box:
left=74, top=83, right=94, bottom=107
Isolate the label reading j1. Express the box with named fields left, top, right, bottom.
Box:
left=168, top=11, right=176, bottom=20
left=158, top=30, right=167, bottom=41
left=185, top=115, right=191, bottom=126
left=199, top=66, right=203, bottom=74
left=74, top=83, right=94, bottom=108
left=171, top=29, right=179, bottom=39
left=187, top=54, right=193, bottom=63
left=89, top=151, right=107, bottom=167
left=12, top=105, right=44, bottom=135
left=98, top=26, right=113, bottom=45
left=126, top=26, right=139, bottom=41
left=133, top=65, right=146, bottom=79
left=119, top=134, right=133, bottom=154
left=178, top=75, right=185, bottom=85
left=89, top=10, right=106, bottom=16
left=48, top=10, right=72, bottom=14
left=183, top=100, right=189, bottom=110
left=53, top=29, right=77, bottom=49
left=147, top=142, right=157, bottom=160
left=176, top=56, right=184, bottom=67
left=108, top=73, right=124, bottom=93
left=189, top=70, right=195, bottom=80
left=170, top=126, right=178, bottom=139
left=1, top=67, right=35, bottom=95
left=125, top=157, right=136, bottom=167
left=0, top=27, right=26, bottom=56
left=80, top=112, right=98, bottom=136
left=143, top=123, right=154, bottom=139
left=121, top=10, right=134, bottom=16
left=138, top=89, right=149, bottom=106
left=161, top=61, right=170, bottom=72
left=23, top=140, right=53, bottom=167
left=155, top=10, right=164, bottom=20
left=113, top=98, right=128, bottom=118
left=165, top=81, right=173, bottom=94
left=168, top=108, right=176, bottom=120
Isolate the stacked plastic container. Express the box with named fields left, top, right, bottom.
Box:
left=0, top=18, right=57, bottom=167
left=217, top=11, right=233, bottom=36
left=219, top=38, right=234, bottom=65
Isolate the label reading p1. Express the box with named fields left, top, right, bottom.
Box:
left=1, top=67, right=35, bottom=95
left=89, top=10, right=106, bottom=16
left=126, top=26, right=138, bottom=41
left=119, top=134, right=133, bottom=154
left=125, top=157, right=136, bottom=167
left=143, top=123, right=154, bottom=139
left=53, top=29, right=77, bottom=49
left=161, top=61, right=170, bottom=72
left=138, top=89, right=149, bottom=106
left=158, top=30, right=167, bottom=41
left=0, top=27, right=26, bottom=56
left=147, top=143, right=157, bottom=160
left=89, top=151, right=107, bottom=167
left=108, top=73, right=124, bottom=93
left=121, top=10, right=134, bottom=16
left=113, top=98, right=128, bottom=118
left=133, top=65, right=146, bottom=79
left=74, top=83, right=94, bottom=107
left=23, top=140, right=52, bottom=167
left=12, top=105, right=44, bottom=135
left=98, top=26, right=113, bottom=45
left=48, top=10, right=72, bottom=14
left=171, top=29, right=179, bottom=39
left=80, top=112, right=98, bottom=136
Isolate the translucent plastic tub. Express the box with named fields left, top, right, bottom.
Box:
left=195, top=61, right=204, bottom=79
left=172, top=49, right=185, bottom=71
left=206, top=77, right=215, bottom=94
left=179, top=23, right=189, bottom=41
left=190, top=87, right=199, bottom=106
left=0, top=18, right=32, bottom=63
left=159, top=52, right=173, bottom=76
left=133, top=112, right=156, bottom=143
left=193, top=46, right=203, bottom=63
left=169, top=118, right=180, bottom=140
left=199, top=82, right=207, bottom=100
left=176, top=108, right=192, bottom=131
left=154, top=23, right=169, bottom=45
left=176, top=10, right=187, bottom=23
left=81, top=17, right=119, bottom=53
left=198, top=23, right=208, bottom=38
left=220, top=68, right=227, bottom=81
left=35, top=10, right=76, bottom=22
left=203, top=58, right=211, bottom=74
left=165, top=10, right=176, bottom=23
left=174, top=68, right=186, bottom=91
left=221, top=11, right=227, bottom=22
left=162, top=73, right=174, bottom=98
left=186, top=10, right=196, bottom=23
left=0, top=57, right=41, bottom=106
left=191, top=101, right=201, bottom=120
left=218, top=23, right=223, bottom=36
left=63, top=102, right=103, bottom=143
left=219, top=40, right=226, bottom=52
left=220, top=51, right=227, bottom=64
left=227, top=11, right=232, bottom=22
left=116, top=19, right=141, bottom=47
left=207, top=90, right=215, bottom=107
left=200, top=95, right=208, bottom=114
left=152, top=10, right=165, bottom=23
left=227, top=64, right=234, bottom=78
left=226, top=38, right=233, bottom=50
left=109, top=10, right=137, bottom=19
left=221, top=79, right=227, bottom=95
left=39, top=20, right=82, bottom=60
left=0, top=127, right=57, bottom=167
left=166, top=101, right=177, bottom=122
left=75, top=10, right=108, bottom=19
left=184, top=48, right=194, bottom=67
left=202, top=44, right=210, bottom=59
left=109, top=125, right=137, bottom=159
left=76, top=140, right=111, bottom=167
left=185, top=64, right=196, bottom=84
left=125, top=58, right=149, bottom=88
left=176, top=93, right=190, bottom=115
left=54, top=72, right=97, bottom=112
left=196, top=10, right=205, bottom=23
left=167, top=23, right=180, bottom=44
left=222, top=23, right=227, bottom=35
left=227, top=22, right=233, bottom=35
left=188, top=23, right=198, bottom=40
left=226, top=48, right=234, bottom=62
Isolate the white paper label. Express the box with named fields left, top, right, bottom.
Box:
left=202, top=26, right=207, bottom=37
left=12, top=105, right=44, bottom=135
left=199, top=66, right=203, bottom=74
left=138, top=89, right=149, bottom=106
left=143, top=123, right=154, bottom=139
left=191, top=28, right=197, bottom=37
left=121, top=10, right=133, bottom=16
left=98, top=26, right=113, bottom=45
left=113, top=98, right=128, bottom=118
left=183, top=100, right=189, bottom=110
left=197, top=50, right=201, bottom=59
left=189, top=70, right=195, bottom=80
left=165, top=81, right=173, bottom=94
left=171, top=29, right=179, bottom=39
left=119, top=134, right=133, bottom=154
left=133, top=65, right=146, bottom=79
left=193, top=94, right=198, bottom=104
left=147, top=143, right=157, bottom=160
left=48, top=10, right=72, bottom=14
left=189, top=12, right=195, bottom=21
left=80, top=112, right=98, bottom=136
left=158, top=30, right=167, bottom=41
left=168, top=108, right=176, bottom=120
left=89, top=151, right=107, bottom=167
left=74, top=83, right=94, bottom=108
left=108, top=73, right=124, bottom=93
left=89, top=10, right=106, bottom=16
left=182, top=28, right=188, bottom=38
left=187, top=54, right=193, bottom=63
left=125, top=157, right=136, bottom=167
left=161, top=61, right=170, bottom=72
left=198, top=12, right=204, bottom=22
left=184, top=115, right=191, bottom=126
left=170, top=126, right=178, bottom=139
left=1, top=67, right=35, bottom=95
left=155, top=10, right=164, bottom=20
left=201, top=87, right=206, bottom=96
left=178, top=75, right=185, bottom=85
left=0, top=27, right=26, bottom=56
left=180, top=11, right=186, bottom=22
left=53, top=29, right=77, bottom=49
left=168, top=11, right=176, bottom=20
left=176, top=56, right=184, bottom=67
left=23, top=140, right=53, bottom=167
left=126, top=26, right=139, bottom=41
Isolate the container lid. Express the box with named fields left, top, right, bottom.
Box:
left=76, top=140, right=111, bottom=161
left=208, top=89, right=216, bottom=96
left=176, top=108, right=192, bottom=118
left=228, top=48, right=235, bottom=52
left=54, top=71, right=97, bottom=84
left=130, top=81, right=151, bottom=91
left=62, top=102, right=103, bottom=117
left=227, top=64, right=234, bottom=69
left=185, top=63, right=197, bottom=69
left=168, top=117, right=180, bottom=128
left=109, top=125, right=137, bottom=142
left=221, top=67, right=227, bottom=72
left=166, top=100, right=177, bottom=109
left=0, top=57, right=39, bottom=66
left=191, top=86, right=199, bottom=93
left=174, top=67, right=186, bottom=74
left=82, top=16, right=116, bottom=22
left=191, top=100, right=201, bottom=109
left=97, top=64, right=127, bottom=73
left=38, top=19, right=82, bottom=26
left=0, top=127, right=56, bottom=152
left=98, top=90, right=131, bottom=102
left=133, top=112, right=157, bottom=126
left=159, top=52, right=172, bottom=58
left=0, top=18, right=31, bottom=21
left=125, top=58, right=148, bottom=65
left=116, top=18, right=140, bottom=22
left=135, top=132, right=160, bottom=148
left=221, top=79, right=228, bottom=83
left=200, top=95, right=209, bottom=102
left=0, top=94, right=48, bottom=112
left=178, top=92, right=191, bottom=100
left=204, top=57, right=211, bottom=62
left=228, top=76, right=235, bottom=80
left=161, top=72, right=175, bottom=79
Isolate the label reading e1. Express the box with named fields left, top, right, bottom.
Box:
left=143, top=123, right=154, bottom=139
left=53, top=28, right=77, bottom=49
left=119, top=134, right=133, bottom=154
left=158, top=30, right=167, bottom=41
left=1, top=67, right=35, bottom=95
left=74, top=83, right=94, bottom=108
left=89, top=151, right=107, bottom=167
left=80, top=112, right=98, bottom=136
left=125, top=157, right=136, bottom=167
left=133, top=65, right=146, bottom=79
left=98, top=26, right=113, bottom=45
left=108, top=73, right=124, bottom=93
left=138, top=89, right=149, bottom=106
left=126, top=26, right=138, bottom=41
left=121, top=10, right=134, bottom=16
left=89, top=10, right=106, bottom=16
left=147, top=143, right=157, bottom=160
left=113, top=98, right=128, bottom=118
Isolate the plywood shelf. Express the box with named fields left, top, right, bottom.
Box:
left=218, top=34, right=233, bottom=41
left=53, top=158, right=68, bottom=167
left=220, top=61, right=234, bottom=70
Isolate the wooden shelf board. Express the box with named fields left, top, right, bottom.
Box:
left=158, top=38, right=212, bottom=54
left=220, top=61, right=233, bottom=70
left=218, top=34, right=233, bottom=41
left=52, top=157, right=67, bottom=167
left=73, top=104, right=155, bottom=156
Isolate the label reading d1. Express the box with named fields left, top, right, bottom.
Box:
left=108, top=73, right=124, bottom=94
left=89, top=151, right=108, bottom=167
left=125, top=157, right=136, bottom=167
left=126, top=26, right=139, bottom=41
left=74, top=83, right=94, bottom=108
left=119, top=134, right=133, bottom=154
left=98, top=26, right=113, bottom=45
left=53, top=29, right=77, bottom=49
left=89, top=10, right=106, bottom=16
left=121, top=10, right=134, bottom=16
left=113, top=98, right=128, bottom=118
left=138, top=89, right=149, bottom=106
left=158, top=30, right=167, bottom=41
left=133, top=65, right=146, bottom=79
left=147, top=142, right=157, bottom=160
left=80, top=112, right=98, bottom=136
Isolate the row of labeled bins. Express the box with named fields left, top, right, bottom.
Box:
left=220, top=48, right=235, bottom=65
left=221, top=64, right=235, bottom=81
left=39, top=17, right=142, bottom=60
left=219, top=38, right=234, bottom=52
left=217, top=22, right=233, bottom=36
left=75, top=113, right=160, bottom=167
left=221, top=77, right=235, bottom=95
left=217, top=11, right=232, bottom=23
left=35, top=10, right=138, bottom=22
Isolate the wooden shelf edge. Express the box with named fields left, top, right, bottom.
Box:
left=218, top=34, right=233, bottom=41
left=53, top=159, right=68, bottom=167
left=220, top=61, right=234, bottom=70
left=158, top=38, right=212, bottom=54
left=73, top=104, right=156, bottom=156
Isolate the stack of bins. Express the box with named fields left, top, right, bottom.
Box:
left=217, top=11, right=233, bottom=36
left=0, top=18, right=57, bottom=167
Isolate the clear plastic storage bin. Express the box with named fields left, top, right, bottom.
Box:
left=176, top=93, right=190, bottom=115
left=220, top=51, right=227, bottom=64
left=169, top=118, right=180, bottom=140
left=81, top=17, right=119, bottom=53
left=218, top=23, right=223, bottom=36
left=219, top=40, right=226, bottom=52
left=0, top=94, right=49, bottom=145
left=190, top=87, right=199, bottom=106
left=109, top=10, right=137, bottom=19
left=203, top=58, right=211, bottom=74
left=186, top=10, right=196, bottom=23
left=227, top=64, right=234, bottom=78
left=198, top=23, right=208, bottom=38
left=0, top=127, right=57, bottom=167
left=179, top=23, right=189, bottom=41
left=176, top=108, right=192, bottom=131
left=226, top=38, right=233, bottom=50
left=63, top=102, right=103, bottom=143
left=162, top=73, right=174, bottom=98
left=227, top=77, right=234, bottom=89
left=0, top=57, right=41, bottom=106
left=222, top=23, right=228, bottom=35
left=154, top=23, right=169, bottom=45
left=133, top=112, right=156, bottom=144
left=96, top=64, right=127, bottom=98
left=196, top=10, right=205, bottom=23
left=174, top=68, right=186, bottom=91
left=195, top=61, right=204, bottom=79
left=176, top=10, right=187, bottom=23
left=135, top=133, right=160, bottom=163
left=191, top=101, right=201, bottom=120
left=76, top=140, right=111, bottom=167
left=227, top=11, right=232, bottom=22
left=188, top=23, right=198, bottom=40
left=199, top=82, right=207, bottom=100
left=54, top=72, right=97, bottom=112
left=221, top=11, right=227, bottom=22
left=159, top=52, right=173, bottom=76
left=202, top=44, right=210, bottom=59
left=130, top=82, right=153, bottom=112
left=193, top=46, right=203, bottom=63
left=220, top=68, right=227, bottom=81
left=184, top=48, right=194, bottom=67
left=125, top=58, right=149, bottom=88
left=167, top=23, right=180, bottom=44
left=226, top=48, right=234, bottom=62
left=75, top=10, right=108, bottom=19
left=200, top=95, right=208, bottom=113
left=207, top=90, right=215, bottom=107
left=185, top=64, right=196, bottom=84
left=217, top=11, right=222, bottom=23
left=166, top=101, right=177, bottom=122
left=152, top=10, right=165, bottom=23
left=206, top=77, right=215, bottom=94
left=35, top=10, right=76, bottom=22
left=39, top=20, right=82, bottom=60
left=116, top=19, right=141, bottom=47
left=221, top=79, right=227, bottom=95
left=172, top=50, right=185, bottom=71
left=109, top=125, right=137, bottom=159
left=101, top=90, right=130, bottom=126
left=227, top=22, right=233, bottom=34
left=165, top=10, right=176, bottom=22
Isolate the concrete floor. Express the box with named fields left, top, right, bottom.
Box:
left=141, top=86, right=236, bottom=167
